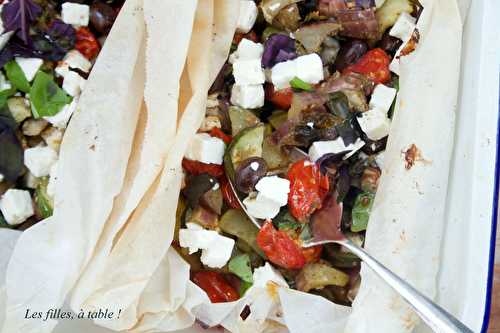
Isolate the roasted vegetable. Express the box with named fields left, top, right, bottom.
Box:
left=376, top=0, right=413, bottom=35
left=228, top=106, right=260, bottom=136
left=200, top=185, right=223, bottom=215
left=228, top=253, right=253, bottom=283
left=235, top=157, right=268, bottom=194
left=274, top=3, right=301, bottom=31
left=186, top=205, right=219, bottom=230
left=34, top=177, right=53, bottom=219
left=294, top=21, right=342, bottom=53
left=268, top=110, right=289, bottom=129
left=351, top=191, right=374, bottom=232
left=261, top=0, right=302, bottom=24
left=191, top=271, right=240, bottom=303
left=219, top=209, right=264, bottom=257
left=262, top=34, right=297, bottom=68
left=183, top=173, right=218, bottom=209
left=296, top=261, right=350, bottom=292
left=261, top=135, right=289, bottom=170
left=224, top=124, right=265, bottom=180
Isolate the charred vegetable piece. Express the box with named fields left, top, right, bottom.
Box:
left=274, top=3, right=301, bottom=31
left=268, top=110, right=289, bottom=129
left=333, top=40, right=368, bottom=71
left=200, top=185, right=223, bottom=215
left=296, top=261, right=350, bottom=292
left=287, top=159, right=330, bottom=222
left=228, top=253, right=253, bottom=283
left=256, top=221, right=306, bottom=269
left=228, top=106, right=260, bottom=136
left=235, top=157, right=268, bottom=194
left=265, top=85, right=293, bottom=110
left=224, top=124, right=265, bottom=180
left=343, top=48, right=391, bottom=84
left=351, top=191, right=374, bottom=232
left=34, top=177, right=53, bottom=219
left=220, top=176, right=241, bottom=209
left=261, top=0, right=302, bottom=24
left=209, top=127, right=232, bottom=144
left=376, top=0, right=414, bottom=35
left=183, top=173, right=218, bottom=209
left=219, top=209, right=264, bottom=257
left=192, top=271, right=240, bottom=303
left=294, top=21, right=342, bottom=53
left=326, top=91, right=351, bottom=119
left=261, top=135, right=289, bottom=170
left=186, top=205, right=219, bottom=230
left=0, top=120, right=24, bottom=182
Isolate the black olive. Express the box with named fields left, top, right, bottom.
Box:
left=235, top=157, right=268, bottom=194
left=90, top=2, right=116, bottom=35
left=0, top=119, right=24, bottom=183
left=333, top=40, right=368, bottom=71
left=377, top=33, right=403, bottom=56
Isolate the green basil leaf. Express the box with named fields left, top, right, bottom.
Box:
left=351, top=192, right=375, bottom=232
left=239, top=281, right=253, bottom=297
left=228, top=253, right=253, bottom=283
left=35, top=177, right=53, bottom=219
left=30, top=71, right=72, bottom=118
left=290, top=77, right=313, bottom=91
left=4, top=60, right=31, bottom=93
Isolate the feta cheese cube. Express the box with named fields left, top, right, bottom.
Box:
left=7, top=97, right=31, bottom=123
left=389, top=12, right=416, bottom=41
left=369, top=84, right=397, bottom=113
left=61, top=3, right=90, bottom=27
left=185, top=133, right=226, bottom=165
left=237, top=0, right=258, bottom=33
left=0, top=189, right=34, bottom=225
left=271, top=60, right=297, bottom=90
left=243, top=195, right=281, bottom=220
left=309, top=137, right=365, bottom=162
left=295, top=53, right=324, bottom=86
left=179, top=223, right=235, bottom=268
left=62, top=71, right=86, bottom=97
left=357, top=109, right=392, bottom=141
left=253, top=263, right=288, bottom=288
left=229, top=38, right=264, bottom=64
left=255, top=176, right=290, bottom=206
left=231, top=84, right=264, bottom=109
left=55, top=50, right=92, bottom=77
left=233, top=59, right=265, bottom=85
left=24, top=146, right=58, bottom=177
left=15, top=57, right=43, bottom=82
left=44, top=96, right=78, bottom=129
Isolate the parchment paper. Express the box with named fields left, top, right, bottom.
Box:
left=2, top=1, right=147, bottom=332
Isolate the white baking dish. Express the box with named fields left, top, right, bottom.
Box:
left=2, top=1, right=499, bottom=333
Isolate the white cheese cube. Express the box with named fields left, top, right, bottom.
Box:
left=231, top=84, right=264, bottom=109
left=357, top=109, right=392, bottom=141
left=389, top=12, right=416, bottom=41
left=253, top=263, right=288, bottom=288
left=61, top=3, right=90, bottom=27
left=44, top=96, right=78, bottom=129
left=309, top=137, right=365, bottom=162
left=185, top=133, right=226, bottom=165
left=369, top=84, right=397, bottom=113
left=179, top=223, right=235, bottom=268
left=229, top=38, right=264, bottom=64
left=295, top=53, right=324, bottom=86
left=55, top=50, right=92, bottom=77
left=24, top=146, right=58, bottom=177
left=271, top=60, right=297, bottom=90
left=233, top=59, right=265, bottom=86
left=255, top=176, right=290, bottom=206
left=15, top=57, right=43, bottom=82
left=0, top=189, right=34, bottom=225
left=0, top=72, right=11, bottom=91
left=237, top=0, right=258, bottom=33
left=243, top=195, right=281, bottom=220
left=62, top=71, right=86, bottom=97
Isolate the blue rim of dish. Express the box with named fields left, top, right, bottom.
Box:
left=480, top=72, right=500, bottom=333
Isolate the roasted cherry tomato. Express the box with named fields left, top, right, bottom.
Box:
left=256, top=222, right=306, bottom=269
left=343, top=48, right=391, bottom=84
left=192, top=271, right=240, bottom=303
left=209, top=127, right=232, bottom=144
left=302, top=245, right=323, bottom=263
left=75, top=27, right=100, bottom=59
left=287, top=159, right=330, bottom=222
left=233, top=31, right=258, bottom=45
left=220, top=176, right=241, bottom=209
left=182, top=158, right=224, bottom=178
left=265, top=84, right=293, bottom=110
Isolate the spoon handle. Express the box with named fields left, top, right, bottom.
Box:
left=339, top=239, right=474, bottom=333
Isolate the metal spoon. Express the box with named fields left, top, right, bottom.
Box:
left=227, top=178, right=474, bottom=333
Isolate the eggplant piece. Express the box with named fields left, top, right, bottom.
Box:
left=294, top=21, right=342, bottom=53
left=186, top=205, right=219, bottom=230
left=219, top=209, right=264, bottom=257
left=228, top=106, right=260, bottom=136
left=296, top=261, right=350, bottom=292
left=0, top=120, right=24, bottom=182
left=200, top=186, right=223, bottom=215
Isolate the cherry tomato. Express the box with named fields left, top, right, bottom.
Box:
left=209, top=127, right=232, bottom=144
left=256, top=222, right=306, bottom=269
left=182, top=159, right=224, bottom=178
left=302, top=245, right=323, bottom=263
left=343, top=48, right=391, bottom=84
left=287, top=159, right=330, bottom=222
left=192, top=271, right=240, bottom=303
left=233, top=31, right=258, bottom=45
left=220, top=177, right=241, bottom=209
left=75, top=27, right=100, bottom=60
left=265, top=84, right=293, bottom=110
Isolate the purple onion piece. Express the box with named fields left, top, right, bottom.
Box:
left=262, top=34, right=297, bottom=68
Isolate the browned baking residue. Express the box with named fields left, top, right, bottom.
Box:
left=89, top=144, right=96, bottom=151
left=404, top=144, right=419, bottom=170
left=266, top=281, right=280, bottom=300
left=399, top=29, right=420, bottom=57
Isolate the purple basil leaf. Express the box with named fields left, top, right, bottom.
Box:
left=30, top=20, right=76, bottom=61
left=2, top=0, right=42, bottom=44
left=262, top=34, right=297, bottom=68
left=0, top=36, right=42, bottom=68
